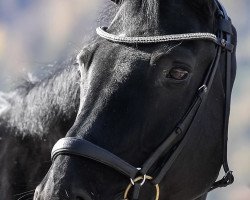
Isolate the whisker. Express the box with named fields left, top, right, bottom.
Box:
left=65, top=189, right=69, bottom=198
left=14, top=190, right=35, bottom=197
left=16, top=192, right=34, bottom=200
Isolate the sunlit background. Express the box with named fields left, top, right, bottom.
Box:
left=0, top=0, right=249, bottom=199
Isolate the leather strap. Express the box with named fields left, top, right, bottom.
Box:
left=151, top=46, right=222, bottom=185
left=218, top=19, right=233, bottom=34
left=141, top=85, right=207, bottom=178
left=52, top=138, right=139, bottom=178
left=210, top=0, right=234, bottom=191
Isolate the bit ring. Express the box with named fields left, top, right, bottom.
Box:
left=124, top=175, right=159, bottom=200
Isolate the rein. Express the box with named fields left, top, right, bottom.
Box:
left=51, top=0, right=234, bottom=199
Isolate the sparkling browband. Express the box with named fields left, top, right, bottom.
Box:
left=96, top=27, right=218, bottom=44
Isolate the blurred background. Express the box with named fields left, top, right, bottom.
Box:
left=0, top=0, right=249, bottom=199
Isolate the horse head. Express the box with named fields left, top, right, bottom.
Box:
left=34, top=0, right=237, bottom=199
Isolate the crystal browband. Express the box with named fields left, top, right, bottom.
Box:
left=96, top=27, right=218, bottom=44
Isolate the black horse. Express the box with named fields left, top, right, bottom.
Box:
left=0, top=0, right=237, bottom=200
left=34, top=0, right=237, bottom=199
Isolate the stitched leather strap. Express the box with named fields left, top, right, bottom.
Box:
left=52, top=138, right=139, bottom=178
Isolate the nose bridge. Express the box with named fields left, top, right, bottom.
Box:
left=77, top=42, right=147, bottom=112
left=74, top=78, right=144, bottom=137
left=72, top=58, right=138, bottom=138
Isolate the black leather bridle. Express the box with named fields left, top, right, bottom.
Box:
left=51, top=1, right=235, bottom=199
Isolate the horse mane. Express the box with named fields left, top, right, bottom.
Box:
left=140, top=0, right=159, bottom=28
left=106, top=0, right=219, bottom=37
left=108, top=0, right=160, bottom=33
left=0, top=56, right=80, bottom=138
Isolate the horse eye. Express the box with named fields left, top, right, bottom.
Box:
left=167, top=68, right=189, bottom=80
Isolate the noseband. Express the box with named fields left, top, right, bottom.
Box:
left=51, top=1, right=234, bottom=199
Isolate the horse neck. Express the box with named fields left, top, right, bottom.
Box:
left=0, top=64, right=80, bottom=139
left=0, top=63, right=80, bottom=199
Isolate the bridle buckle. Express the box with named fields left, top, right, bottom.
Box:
left=124, top=176, right=160, bottom=200
left=130, top=174, right=147, bottom=186
left=223, top=170, right=234, bottom=186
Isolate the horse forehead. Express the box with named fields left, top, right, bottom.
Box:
left=93, top=42, right=151, bottom=68
left=80, top=40, right=199, bottom=80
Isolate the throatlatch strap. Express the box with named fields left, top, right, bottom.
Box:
left=209, top=48, right=234, bottom=191
left=210, top=0, right=234, bottom=191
